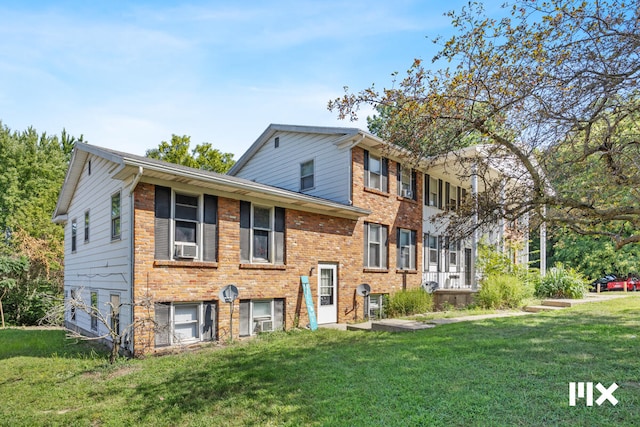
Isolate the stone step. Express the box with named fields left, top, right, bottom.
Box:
left=370, top=320, right=435, bottom=332
left=541, top=299, right=575, bottom=307
left=524, top=305, right=565, bottom=313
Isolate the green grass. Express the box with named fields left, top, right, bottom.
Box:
left=2, top=297, right=640, bottom=426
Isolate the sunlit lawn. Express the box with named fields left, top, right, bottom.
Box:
left=1, top=296, right=639, bottom=426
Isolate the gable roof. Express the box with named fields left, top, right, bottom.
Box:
left=52, top=143, right=370, bottom=223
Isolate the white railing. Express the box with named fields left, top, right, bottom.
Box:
left=422, top=271, right=472, bottom=289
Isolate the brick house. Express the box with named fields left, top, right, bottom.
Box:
left=53, top=134, right=422, bottom=355
left=53, top=124, right=528, bottom=355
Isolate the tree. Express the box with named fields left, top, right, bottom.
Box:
left=329, top=0, right=640, bottom=249
left=0, top=256, right=28, bottom=328
left=146, top=135, right=235, bottom=173
left=0, top=122, right=77, bottom=325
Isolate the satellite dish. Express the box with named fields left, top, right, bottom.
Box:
left=219, top=285, right=239, bottom=303
left=356, top=283, right=371, bottom=297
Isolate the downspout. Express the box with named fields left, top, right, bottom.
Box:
left=128, top=166, right=143, bottom=354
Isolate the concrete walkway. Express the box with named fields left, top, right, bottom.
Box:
left=318, top=292, right=634, bottom=333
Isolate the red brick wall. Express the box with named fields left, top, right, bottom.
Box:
left=131, top=148, right=423, bottom=354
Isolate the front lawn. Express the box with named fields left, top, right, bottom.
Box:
left=1, top=296, right=639, bottom=426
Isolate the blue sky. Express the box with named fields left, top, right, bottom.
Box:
left=0, top=1, right=501, bottom=158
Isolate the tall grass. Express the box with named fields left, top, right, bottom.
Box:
left=385, top=287, right=433, bottom=317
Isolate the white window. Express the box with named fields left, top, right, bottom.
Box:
left=427, top=235, right=438, bottom=266
left=251, top=300, right=274, bottom=334
left=429, top=177, right=438, bottom=207
left=397, top=229, right=416, bottom=270
left=111, top=192, right=121, bottom=240
left=449, top=240, right=459, bottom=267
left=239, top=299, right=285, bottom=336
left=174, top=193, right=199, bottom=244
left=252, top=205, right=273, bottom=262
left=398, top=165, right=413, bottom=198
left=174, top=304, right=200, bottom=342
left=448, top=184, right=458, bottom=210
left=70, top=289, right=77, bottom=322
left=154, top=301, right=216, bottom=347
left=90, top=291, right=98, bottom=331
left=300, top=159, right=314, bottom=190
left=368, top=154, right=382, bottom=190
left=71, top=219, right=77, bottom=252
left=84, top=211, right=90, bottom=243
left=365, top=223, right=388, bottom=269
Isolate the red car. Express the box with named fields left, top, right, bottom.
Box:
left=606, top=276, right=639, bottom=291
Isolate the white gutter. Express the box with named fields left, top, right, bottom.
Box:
left=128, top=166, right=143, bottom=195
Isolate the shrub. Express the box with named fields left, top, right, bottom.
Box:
left=476, top=274, right=533, bottom=309
left=535, top=264, right=587, bottom=299
left=386, top=288, right=433, bottom=317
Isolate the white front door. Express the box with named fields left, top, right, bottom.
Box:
left=317, top=263, right=337, bottom=324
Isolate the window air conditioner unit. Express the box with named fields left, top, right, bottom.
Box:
left=175, top=243, right=198, bottom=259
left=255, top=319, right=273, bottom=333
left=402, top=189, right=413, bottom=198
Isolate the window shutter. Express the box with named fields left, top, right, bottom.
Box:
left=239, top=201, right=251, bottom=263
left=438, top=179, right=443, bottom=209
left=445, top=182, right=451, bottom=210
left=425, top=174, right=430, bottom=205
left=154, top=303, right=170, bottom=347
left=396, top=228, right=401, bottom=269
left=203, top=301, right=217, bottom=341
left=239, top=300, right=250, bottom=337
left=363, top=150, right=370, bottom=187
left=274, top=298, right=285, bottom=331
left=274, top=207, right=285, bottom=264
left=203, top=195, right=218, bottom=262
left=457, top=186, right=462, bottom=209
left=410, top=230, right=417, bottom=270
left=396, top=163, right=402, bottom=195
left=381, top=225, right=388, bottom=269
left=411, top=170, right=418, bottom=201
left=363, top=223, right=369, bottom=267
left=381, top=158, right=388, bottom=192
left=154, top=186, right=171, bottom=260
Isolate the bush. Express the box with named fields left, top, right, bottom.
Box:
left=386, top=288, right=433, bottom=317
left=535, top=264, right=587, bottom=299
left=476, top=274, right=532, bottom=309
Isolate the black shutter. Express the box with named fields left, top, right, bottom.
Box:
left=239, top=300, right=250, bottom=337
left=438, top=179, right=443, bottom=209
left=445, top=182, right=451, bottom=210
left=363, top=150, right=370, bottom=187
left=203, top=195, right=218, bottom=262
left=425, top=174, right=430, bottom=205
left=274, top=207, right=285, bottom=264
left=396, top=163, right=402, bottom=195
left=457, top=186, right=462, bottom=210
left=396, top=228, right=401, bottom=269
left=381, top=158, right=388, bottom=192
left=154, top=303, right=170, bottom=347
left=240, top=201, right=251, bottom=263
left=274, top=298, right=285, bottom=331
left=203, top=301, right=217, bottom=341
left=154, top=186, right=171, bottom=260
left=411, top=170, right=418, bottom=201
